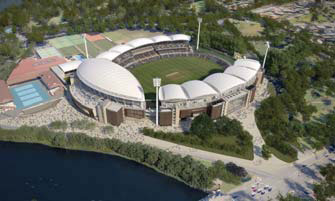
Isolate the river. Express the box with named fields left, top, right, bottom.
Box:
left=0, top=141, right=206, bottom=201
left=0, top=0, right=21, bottom=11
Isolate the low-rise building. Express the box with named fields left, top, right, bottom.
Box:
left=0, top=80, right=16, bottom=113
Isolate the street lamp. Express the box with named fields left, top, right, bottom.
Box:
left=196, top=17, right=202, bottom=51
left=153, top=77, right=161, bottom=126
left=262, top=41, right=270, bottom=69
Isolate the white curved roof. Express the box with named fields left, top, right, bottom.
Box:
left=170, top=34, right=191, bottom=41
left=159, top=84, right=188, bottom=101
left=204, top=73, right=245, bottom=94
left=234, top=59, right=261, bottom=71
left=224, top=66, right=257, bottom=82
left=58, top=60, right=82, bottom=73
left=126, top=38, right=154, bottom=48
left=181, top=80, right=217, bottom=99
left=151, top=35, right=172, bottom=43
left=96, top=51, right=120, bottom=61
left=109, top=44, right=133, bottom=54
left=76, top=58, right=145, bottom=101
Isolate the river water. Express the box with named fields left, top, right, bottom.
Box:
left=0, top=141, right=206, bottom=201
left=0, top=0, right=21, bottom=11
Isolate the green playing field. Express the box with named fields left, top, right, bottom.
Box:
left=130, top=57, right=224, bottom=98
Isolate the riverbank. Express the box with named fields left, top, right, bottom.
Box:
left=0, top=126, right=242, bottom=193
left=0, top=141, right=207, bottom=201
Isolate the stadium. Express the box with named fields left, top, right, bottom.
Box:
left=66, top=34, right=264, bottom=126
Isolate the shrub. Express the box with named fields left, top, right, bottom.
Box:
left=225, top=162, right=248, bottom=178
left=102, top=126, right=114, bottom=134
left=49, top=121, right=68, bottom=131
left=261, top=144, right=271, bottom=160
left=71, top=119, right=96, bottom=130
left=190, top=114, right=216, bottom=139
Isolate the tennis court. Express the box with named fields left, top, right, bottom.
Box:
left=77, top=42, right=101, bottom=58
left=48, top=34, right=84, bottom=49
left=35, top=46, right=63, bottom=58
left=94, top=39, right=116, bottom=51
left=58, top=46, right=81, bottom=57
left=10, top=80, right=50, bottom=110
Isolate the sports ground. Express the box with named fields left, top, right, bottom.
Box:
left=130, top=57, right=224, bottom=98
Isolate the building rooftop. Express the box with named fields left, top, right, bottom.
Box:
left=0, top=80, right=13, bottom=104
left=39, top=71, right=64, bottom=90
left=7, top=56, right=67, bottom=85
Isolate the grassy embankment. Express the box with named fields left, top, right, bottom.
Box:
left=143, top=128, right=254, bottom=160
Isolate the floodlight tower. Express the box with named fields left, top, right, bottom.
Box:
left=196, top=17, right=202, bottom=51
left=153, top=77, right=161, bottom=126
left=262, top=41, right=270, bottom=69
left=83, top=33, right=89, bottom=59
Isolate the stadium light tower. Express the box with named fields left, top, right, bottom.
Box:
left=196, top=17, right=202, bottom=51
left=83, top=33, right=89, bottom=59
left=153, top=77, right=161, bottom=126
left=262, top=41, right=270, bottom=69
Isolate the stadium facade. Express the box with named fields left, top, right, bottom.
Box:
left=68, top=34, right=264, bottom=126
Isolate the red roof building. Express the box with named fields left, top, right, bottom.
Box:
left=0, top=80, right=13, bottom=104
left=40, top=70, right=64, bottom=90
left=7, top=56, right=67, bottom=85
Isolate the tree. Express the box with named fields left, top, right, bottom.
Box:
left=261, top=145, right=271, bottom=160
left=314, top=164, right=335, bottom=201
left=225, top=162, right=248, bottom=177
left=190, top=114, right=215, bottom=139
left=277, top=194, right=302, bottom=201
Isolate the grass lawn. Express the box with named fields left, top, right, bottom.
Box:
left=289, top=14, right=312, bottom=24
left=229, top=19, right=264, bottom=37
left=305, top=89, right=335, bottom=119
left=47, top=10, right=63, bottom=26
left=145, top=130, right=254, bottom=160
left=220, top=182, right=239, bottom=193
left=268, top=147, right=297, bottom=163
left=251, top=41, right=268, bottom=56
left=131, top=57, right=225, bottom=98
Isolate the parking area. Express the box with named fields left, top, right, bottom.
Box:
left=10, top=80, right=50, bottom=110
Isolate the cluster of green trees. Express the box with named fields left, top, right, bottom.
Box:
left=0, top=0, right=263, bottom=55
left=143, top=114, right=253, bottom=159
left=255, top=30, right=335, bottom=160
left=0, top=126, right=246, bottom=190
left=190, top=114, right=253, bottom=147
left=0, top=33, right=28, bottom=80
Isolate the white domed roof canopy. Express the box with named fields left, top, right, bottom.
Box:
left=159, top=84, right=187, bottom=101
left=96, top=51, right=120, bottom=61
left=204, top=73, right=246, bottom=94
left=126, top=38, right=154, bottom=48
left=224, top=66, right=257, bottom=82
left=170, top=34, right=191, bottom=42
left=109, top=44, right=133, bottom=54
left=77, top=58, right=145, bottom=101
left=181, top=80, right=217, bottom=99
left=234, top=59, right=261, bottom=71
left=151, top=35, right=172, bottom=43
